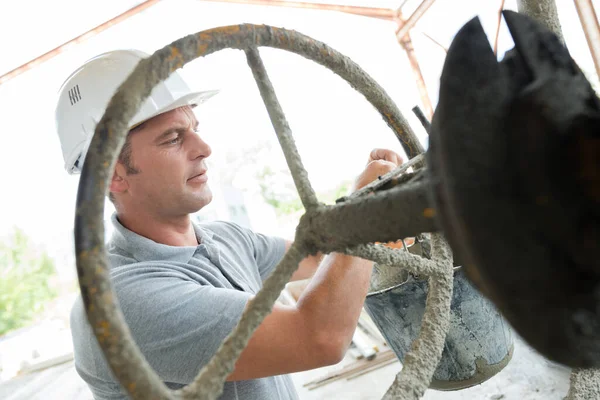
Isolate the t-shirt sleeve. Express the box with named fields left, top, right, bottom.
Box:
left=117, top=275, right=251, bottom=385
left=211, top=221, right=287, bottom=281
left=246, top=230, right=286, bottom=281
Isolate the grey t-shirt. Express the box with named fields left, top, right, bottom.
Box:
left=70, top=214, right=298, bottom=400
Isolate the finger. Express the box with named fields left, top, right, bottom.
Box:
left=366, top=159, right=397, bottom=176
left=353, top=159, right=397, bottom=191
left=368, top=148, right=404, bottom=165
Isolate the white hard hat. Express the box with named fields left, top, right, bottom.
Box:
left=55, top=49, right=218, bottom=174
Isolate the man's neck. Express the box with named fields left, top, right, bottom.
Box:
left=116, top=211, right=198, bottom=247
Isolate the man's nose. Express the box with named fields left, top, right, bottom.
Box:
left=188, top=130, right=212, bottom=160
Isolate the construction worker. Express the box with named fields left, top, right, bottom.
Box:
left=55, top=49, right=402, bottom=400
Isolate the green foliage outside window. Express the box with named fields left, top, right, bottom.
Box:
left=257, top=165, right=352, bottom=216
left=0, top=228, right=58, bottom=336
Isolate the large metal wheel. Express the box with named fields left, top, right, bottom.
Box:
left=75, top=24, right=455, bottom=400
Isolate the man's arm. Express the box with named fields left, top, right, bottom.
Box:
left=287, top=240, right=322, bottom=281
left=227, top=148, right=402, bottom=381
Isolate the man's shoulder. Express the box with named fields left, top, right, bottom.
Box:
left=199, top=219, right=248, bottom=235
left=197, top=220, right=257, bottom=246
left=198, top=220, right=281, bottom=245
left=106, top=239, right=137, bottom=267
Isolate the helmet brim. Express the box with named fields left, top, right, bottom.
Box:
left=129, top=89, right=220, bottom=129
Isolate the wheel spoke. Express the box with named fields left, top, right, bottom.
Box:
left=382, top=233, right=454, bottom=400
left=344, top=243, right=442, bottom=279
left=245, top=47, right=319, bottom=210
left=300, top=180, right=437, bottom=254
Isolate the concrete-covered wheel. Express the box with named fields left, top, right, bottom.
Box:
left=73, top=24, right=444, bottom=400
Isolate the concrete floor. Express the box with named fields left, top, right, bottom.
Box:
left=1, top=333, right=572, bottom=400
left=291, top=333, right=571, bottom=400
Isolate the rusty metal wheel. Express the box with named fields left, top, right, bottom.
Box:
left=75, top=24, right=456, bottom=400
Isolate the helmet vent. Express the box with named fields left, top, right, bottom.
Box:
left=68, top=84, right=82, bottom=105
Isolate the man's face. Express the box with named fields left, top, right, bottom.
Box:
left=121, top=106, right=212, bottom=217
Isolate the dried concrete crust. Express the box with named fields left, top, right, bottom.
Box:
left=566, top=369, right=600, bottom=400
left=516, top=0, right=564, bottom=42
left=380, top=234, right=455, bottom=400
left=431, top=344, right=514, bottom=391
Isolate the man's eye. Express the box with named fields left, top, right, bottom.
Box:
left=164, top=135, right=181, bottom=145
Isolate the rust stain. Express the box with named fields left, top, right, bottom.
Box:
left=222, top=25, right=242, bottom=34
left=197, top=42, right=209, bottom=55
left=383, top=112, right=415, bottom=155
left=275, top=28, right=288, bottom=47
left=128, top=382, right=136, bottom=392
left=206, top=25, right=241, bottom=36
left=423, top=208, right=436, bottom=218
left=167, top=47, right=184, bottom=69
left=97, top=320, right=110, bottom=343
left=197, top=32, right=212, bottom=55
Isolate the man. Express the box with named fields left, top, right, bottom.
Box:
left=56, top=49, right=402, bottom=399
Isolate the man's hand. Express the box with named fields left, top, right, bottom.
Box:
left=352, top=148, right=404, bottom=192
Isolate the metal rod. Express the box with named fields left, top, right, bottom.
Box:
left=244, top=47, right=319, bottom=210
left=396, top=9, right=435, bottom=121
left=302, top=181, right=438, bottom=254
left=395, top=0, right=437, bottom=40
left=382, top=233, right=454, bottom=399
left=412, top=105, right=431, bottom=134
left=197, top=0, right=396, bottom=20
left=399, top=36, right=433, bottom=119
left=493, top=0, right=507, bottom=55
left=397, top=0, right=411, bottom=12
left=0, top=0, right=161, bottom=86
left=420, top=31, right=448, bottom=53
left=574, top=0, right=600, bottom=80
left=345, top=243, right=443, bottom=278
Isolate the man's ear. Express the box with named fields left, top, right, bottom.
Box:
left=109, top=163, right=129, bottom=195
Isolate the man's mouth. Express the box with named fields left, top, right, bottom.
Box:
left=187, top=170, right=208, bottom=183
